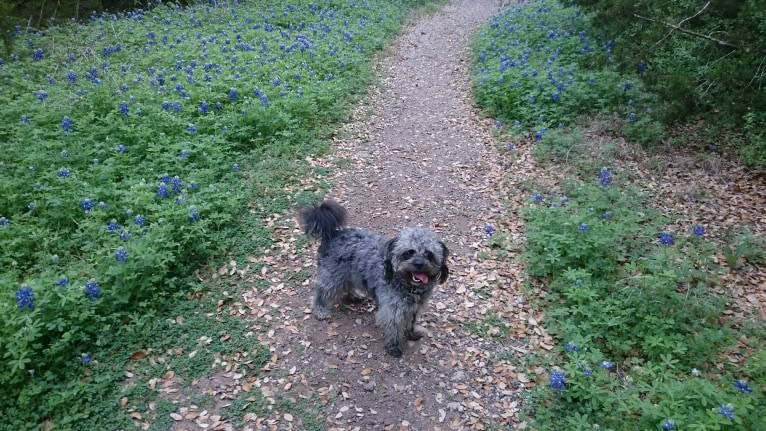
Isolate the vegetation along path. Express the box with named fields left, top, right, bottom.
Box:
left=162, top=1, right=543, bottom=429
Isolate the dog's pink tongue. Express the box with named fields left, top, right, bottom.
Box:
left=413, top=272, right=429, bottom=284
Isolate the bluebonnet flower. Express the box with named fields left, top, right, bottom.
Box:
left=578, top=223, right=590, bottom=232
left=32, top=48, right=44, bottom=61
left=718, top=403, right=735, bottom=421
left=623, top=82, right=633, bottom=91
left=61, top=117, right=73, bottom=133
left=97, top=201, right=107, bottom=210
left=188, top=181, right=198, bottom=192
left=119, top=83, right=129, bottom=93
left=56, top=277, right=69, bottom=287
left=186, top=123, right=196, bottom=133
left=199, top=101, right=209, bottom=114
left=231, top=162, right=240, bottom=171
left=532, top=192, right=544, bottom=203
left=599, top=167, right=612, bottom=187
left=36, top=90, right=48, bottom=101
left=549, top=370, right=566, bottom=390
left=179, top=150, right=190, bottom=159
left=85, top=280, right=101, bottom=299
left=659, top=232, right=674, bottom=246
left=189, top=206, right=200, bottom=223
left=600, top=360, right=614, bottom=369
left=134, top=214, right=146, bottom=226
left=170, top=176, right=183, bottom=193
left=484, top=224, right=495, bottom=236
left=0, top=216, right=10, bottom=226
left=60, top=150, right=70, bottom=158
left=693, top=224, right=705, bottom=237
left=601, top=211, right=614, bottom=220
left=16, top=286, right=35, bottom=310
left=162, top=101, right=171, bottom=111
left=638, top=62, right=645, bottom=74
left=21, top=115, right=30, bottom=124
left=507, top=143, right=515, bottom=151
left=661, top=419, right=675, bottom=430
left=495, top=119, right=502, bottom=129
left=81, top=198, right=95, bottom=213
left=66, top=71, right=77, bottom=84
left=107, top=219, right=121, bottom=231
left=581, top=364, right=593, bottom=377
left=80, top=353, right=92, bottom=365
left=119, top=102, right=129, bottom=116
left=116, top=144, right=127, bottom=153
left=534, top=128, right=546, bottom=141
left=119, top=231, right=130, bottom=241
left=172, top=102, right=181, bottom=113
left=115, top=247, right=128, bottom=263
left=57, top=168, right=71, bottom=177
left=175, top=195, right=186, bottom=205
left=564, top=341, right=578, bottom=353
left=560, top=197, right=570, bottom=206
left=27, top=203, right=37, bottom=212
left=551, top=92, right=560, bottom=102
left=628, top=112, right=637, bottom=122
left=229, top=87, right=238, bottom=101
left=734, top=379, right=752, bottom=394
left=156, top=182, right=169, bottom=199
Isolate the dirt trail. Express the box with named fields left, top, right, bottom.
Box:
left=169, top=1, right=546, bottom=430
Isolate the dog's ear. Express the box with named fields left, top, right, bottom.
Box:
left=384, top=238, right=397, bottom=283
left=438, top=241, right=450, bottom=284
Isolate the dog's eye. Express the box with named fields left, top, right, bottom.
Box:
left=402, top=249, right=415, bottom=259
left=425, top=251, right=434, bottom=261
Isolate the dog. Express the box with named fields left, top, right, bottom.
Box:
left=298, top=200, right=449, bottom=357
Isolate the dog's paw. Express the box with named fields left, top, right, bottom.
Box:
left=312, top=307, right=332, bottom=321
left=385, top=344, right=403, bottom=358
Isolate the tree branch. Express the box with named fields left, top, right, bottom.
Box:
left=648, top=1, right=711, bottom=50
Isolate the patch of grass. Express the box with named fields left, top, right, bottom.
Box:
left=465, top=311, right=510, bottom=341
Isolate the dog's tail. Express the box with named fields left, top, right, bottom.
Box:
left=298, top=200, right=347, bottom=243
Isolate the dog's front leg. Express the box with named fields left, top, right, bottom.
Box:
left=376, top=303, right=406, bottom=357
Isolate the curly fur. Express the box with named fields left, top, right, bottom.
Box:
left=298, top=200, right=449, bottom=357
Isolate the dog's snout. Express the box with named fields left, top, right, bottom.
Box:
left=412, top=258, right=426, bottom=269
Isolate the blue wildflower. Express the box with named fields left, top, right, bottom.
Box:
left=532, top=192, right=544, bottom=203
left=66, top=71, right=77, bottom=84
left=119, top=102, right=129, bottom=116
left=186, top=123, right=196, bottom=133
left=107, top=219, right=121, bottom=231
left=549, top=370, right=566, bottom=390
left=484, top=224, right=495, bottom=236
left=170, top=176, right=183, bottom=193
left=36, top=90, right=48, bottom=101
left=495, top=120, right=502, bottom=129
left=115, top=247, right=128, bottom=263
left=578, top=223, right=590, bottom=232
left=718, top=403, right=735, bottom=421
left=20, top=115, right=30, bottom=124
left=56, top=277, right=69, bottom=287
left=601, top=211, right=614, bottom=220
left=119, top=231, right=130, bottom=241
left=179, top=150, right=189, bottom=158
left=27, top=203, right=36, bottom=212
left=16, top=286, right=35, bottom=310
left=661, top=419, right=675, bottom=430
left=551, top=92, right=560, bottom=102
left=229, top=87, right=238, bottom=101
left=659, top=232, right=674, bottom=246
left=693, top=224, right=705, bottom=237
left=189, top=206, right=200, bottom=223
left=57, top=167, right=71, bottom=177
left=600, top=360, right=614, bottom=369
left=81, top=198, right=95, bottom=213
left=231, top=162, right=240, bottom=171
left=61, top=117, right=73, bottom=133
left=85, top=280, right=101, bottom=299
left=599, top=167, right=612, bottom=187
left=156, top=182, right=169, bottom=199
left=32, top=48, right=44, bottom=61
left=628, top=112, right=637, bottom=122
left=564, top=341, right=578, bottom=353
left=80, top=353, right=92, bottom=365
left=199, top=101, right=209, bottom=114
left=134, top=214, right=146, bottom=226
left=116, top=144, right=127, bottom=153
left=734, top=380, right=752, bottom=394
left=507, top=143, right=515, bottom=151
left=61, top=150, right=70, bottom=158
left=534, top=128, right=546, bottom=141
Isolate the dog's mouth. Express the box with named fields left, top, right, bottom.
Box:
left=411, top=272, right=430, bottom=285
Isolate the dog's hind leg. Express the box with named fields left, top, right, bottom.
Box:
left=312, top=271, right=344, bottom=320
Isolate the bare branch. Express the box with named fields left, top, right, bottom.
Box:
left=649, top=1, right=711, bottom=50
left=635, top=12, right=754, bottom=52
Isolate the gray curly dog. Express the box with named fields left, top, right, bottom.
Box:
left=298, top=200, right=450, bottom=357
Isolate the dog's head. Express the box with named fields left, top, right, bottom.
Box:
left=384, top=227, right=449, bottom=288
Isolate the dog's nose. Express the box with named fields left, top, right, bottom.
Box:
left=412, top=259, right=426, bottom=269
